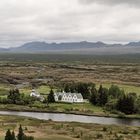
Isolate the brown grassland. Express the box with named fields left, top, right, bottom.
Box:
left=0, top=115, right=139, bottom=140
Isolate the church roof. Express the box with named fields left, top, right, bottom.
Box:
left=54, top=92, right=83, bottom=99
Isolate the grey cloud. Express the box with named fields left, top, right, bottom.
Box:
left=79, top=0, right=140, bottom=7
left=0, top=0, right=140, bottom=48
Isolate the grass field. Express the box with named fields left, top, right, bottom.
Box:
left=50, top=102, right=106, bottom=114
left=0, top=103, right=139, bottom=119
left=20, top=84, right=140, bottom=96
left=96, top=83, right=140, bottom=95
left=0, top=103, right=107, bottom=116
left=0, top=115, right=139, bottom=140
left=19, top=86, right=52, bottom=95
left=0, top=83, right=140, bottom=97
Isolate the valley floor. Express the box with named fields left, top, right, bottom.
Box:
left=0, top=115, right=139, bottom=140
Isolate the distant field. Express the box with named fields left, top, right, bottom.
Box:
left=18, top=84, right=140, bottom=96
left=0, top=53, right=139, bottom=94
left=0, top=53, right=139, bottom=64
left=0, top=83, right=139, bottom=98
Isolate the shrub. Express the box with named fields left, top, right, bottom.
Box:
left=103, top=127, right=107, bottom=131
left=116, top=94, right=135, bottom=114
left=96, top=133, right=103, bottom=139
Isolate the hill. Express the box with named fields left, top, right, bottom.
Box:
left=0, top=41, right=140, bottom=54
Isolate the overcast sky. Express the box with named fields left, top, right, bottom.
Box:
left=1, top=0, right=140, bottom=48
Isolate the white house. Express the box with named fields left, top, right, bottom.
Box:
left=30, top=89, right=44, bottom=102
left=54, top=92, right=84, bottom=103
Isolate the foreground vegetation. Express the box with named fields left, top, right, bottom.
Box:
left=0, top=115, right=140, bottom=140
left=5, top=125, right=34, bottom=140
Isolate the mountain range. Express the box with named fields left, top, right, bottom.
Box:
left=0, top=41, right=140, bottom=54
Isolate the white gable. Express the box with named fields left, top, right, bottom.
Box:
left=54, top=92, right=84, bottom=103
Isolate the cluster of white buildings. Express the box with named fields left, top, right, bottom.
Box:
left=30, top=89, right=84, bottom=103
left=54, top=92, right=84, bottom=103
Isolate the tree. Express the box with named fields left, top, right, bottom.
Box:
left=77, top=83, right=91, bottom=99
left=5, top=126, right=34, bottom=140
left=116, top=94, right=135, bottom=114
left=63, top=82, right=94, bottom=99
left=89, top=86, right=98, bottom=105
left=17, top=125, right=24, bottom=140
left=64, top=84, right=70, bottom=93
left=108, top=85, right=123, bottom=98
left=98, top=85, right=108, bottom=106
left=5, top=129, right=12, bottom=140
left=11, top=131, right=16, bottom=140
left=135, top=95, right=140, bottom=113
left=47, top=89, right=55, bottom=103
left=8, top=88, right=20, bottom=104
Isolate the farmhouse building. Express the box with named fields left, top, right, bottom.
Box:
left=30, top=89, right=44, bottom=102
left=54, top=92, right=84, bottom=103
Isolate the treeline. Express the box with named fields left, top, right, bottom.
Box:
left=63, top=83, right=140, bottom=115
left=0, top=89, right=40, bottom=105
left=5, top=125, right=34, bottom=140
left=0, top=88, right=55, bottom=106
left=63, top=82, right=94, bottom=99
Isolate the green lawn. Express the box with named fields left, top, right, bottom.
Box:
left=0, top=84, right=10, bottom=96
left=50, top=102, right=105, bottom=114
left=19, top=85, right=57, bottom=96
left=21, top=84, right=140, bottom=96
left=0, top=83, right=139, bottom=96
left=96, top=83, right=140, bottom=95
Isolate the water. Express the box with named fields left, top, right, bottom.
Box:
left=0, top=111, right=139, bottom=126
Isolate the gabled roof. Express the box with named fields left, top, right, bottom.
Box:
left=54, top=92, right=83, bottom=99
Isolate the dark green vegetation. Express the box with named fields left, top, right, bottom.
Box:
left=0, top=115, right=140, bottom=140
left=5, top=125, right=34, bottom=140
left=63, top=83, right=140, bottom=115
left=0, top=88, right=39, bottom=105
left=47, top=89, right=55, bottom=103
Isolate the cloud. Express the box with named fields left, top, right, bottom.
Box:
left=0, top=0, right=140, bottom=48
left=79, top=0, right=140, bottom=7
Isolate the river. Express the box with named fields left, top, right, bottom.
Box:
left=0, top=111, right=139, bottom=126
